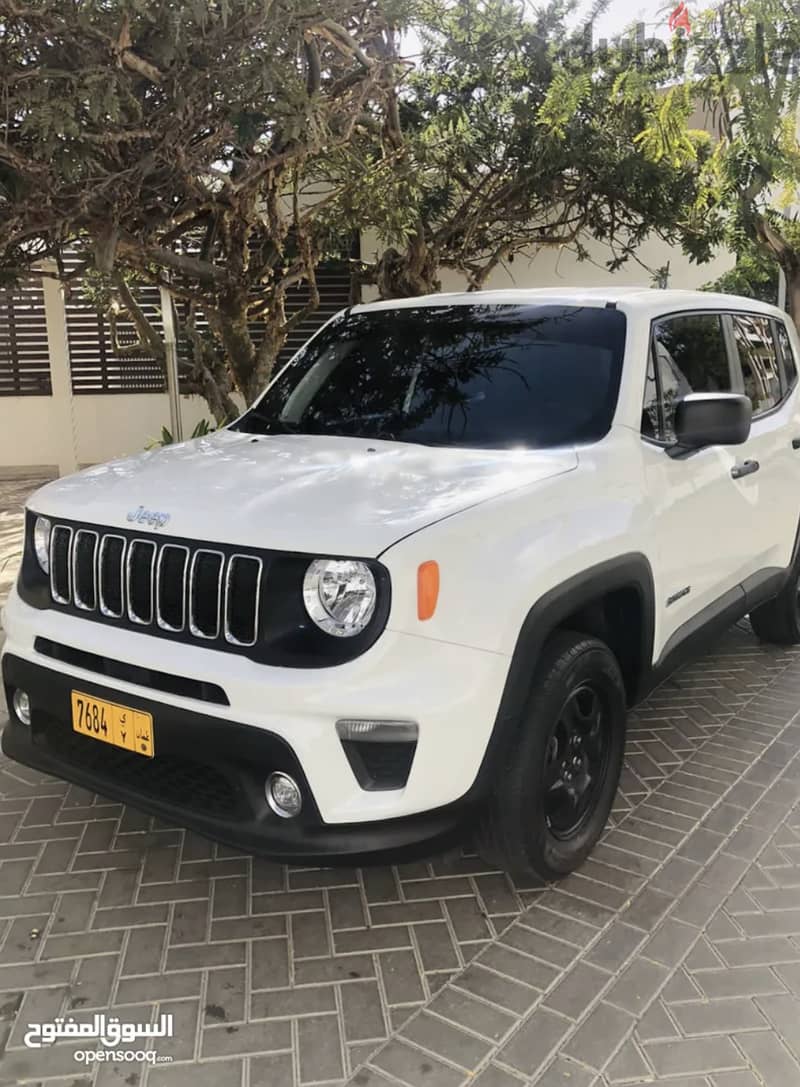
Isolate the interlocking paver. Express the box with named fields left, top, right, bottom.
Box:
left=2, top=480, right=800, bottom=1085
left=495, top=1005, right=571, bottom=1075
left=562, top=1000, right=635, bottom=1070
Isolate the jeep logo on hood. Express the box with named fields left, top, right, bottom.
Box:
left=127, top=506, right=171, bottom=529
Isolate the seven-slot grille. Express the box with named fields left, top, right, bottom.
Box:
left=48, top=525, right=263, bottom=647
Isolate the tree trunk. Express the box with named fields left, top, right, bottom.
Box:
left=252, top=319, right=287, bottom=402
left=205, top=303, right=261, bottom=406
left=182, top=310, right=240, bottom=427
left=369, top=230, right=441, bottom=299
left=783, top=264, right=800, bottom=336
left=754, top=215, right=800, bottom=335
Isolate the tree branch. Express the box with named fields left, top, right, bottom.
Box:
left=308, top=19, right=375, bottom=69
left=118, top=237, right=229, bottom=284
left=112, top=274, right=166, bottom=358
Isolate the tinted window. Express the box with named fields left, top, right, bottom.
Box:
left=235, top=305, right=627, bottom=449
left=775, top=320, right=798, bottom=391
left=732, top=314, right=781, bottom=415
left=648, top=314, right=731, bottom=442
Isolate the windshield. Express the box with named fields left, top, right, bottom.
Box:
left=234, top=304, right=627, bottom=449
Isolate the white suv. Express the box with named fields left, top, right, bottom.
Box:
left=4, top=288, right=800, bottom=879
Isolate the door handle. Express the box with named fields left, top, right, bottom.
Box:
left=731, top=460, right=760, bottom=479
left=792, top=438, right=800, bottom=450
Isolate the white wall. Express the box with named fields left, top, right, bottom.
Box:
left=0, top=397, right=64, bottom=476
left=360, top=230, right=735, bottom=297
left=0, top=393, right=227, bottom=476
left=73, top=394, right=220, bottom=464
left=0, top=232, right=736, bottom=478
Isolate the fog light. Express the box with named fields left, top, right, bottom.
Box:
left=266, top=772, right=302, bottom=818
left=12, top=689, right=31, bottom=726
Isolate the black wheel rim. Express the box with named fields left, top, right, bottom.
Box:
left=542, top=682, right=611, bottom=841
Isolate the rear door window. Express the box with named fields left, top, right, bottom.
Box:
left=731, top=314, right=781, bottom=416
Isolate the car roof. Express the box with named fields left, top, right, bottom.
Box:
left=351, top=287, right=788, bottom=321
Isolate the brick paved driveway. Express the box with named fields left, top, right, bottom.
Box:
left=1, top=479, right=800, bottom=1086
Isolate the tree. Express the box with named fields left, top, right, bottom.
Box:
left=343, top=0, right=711, bottom=298
left=631, top=0, right=800, bottom=327
left=0, top=0, right=406, bottom=421
left=703, top=241, right=780, bottom=302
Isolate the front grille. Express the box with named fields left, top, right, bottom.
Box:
left=48, top=524, right=264, bottom=649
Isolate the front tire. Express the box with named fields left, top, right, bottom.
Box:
left=750, top=566, right=800, bottom=645
left=477, top=631, right=627, bottom=881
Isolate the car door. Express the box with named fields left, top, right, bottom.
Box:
left=641, top=311, right=762, bottom=655
left=725, top=312, right=800, bottom=582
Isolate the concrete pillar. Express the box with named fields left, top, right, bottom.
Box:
left=41, top=274, right=79, bottom=477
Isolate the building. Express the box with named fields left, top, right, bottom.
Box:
left=0, top=233, right=733, bottom=478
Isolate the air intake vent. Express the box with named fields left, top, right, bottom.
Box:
left=72, top=530, right=98, bottom=610
left=224, top=556, right=263, bottom=646
left=189, top=550, right=224, bottom=638
left=126, top=540, right=156, bottom=624
left=50, top=525, right=73, bottom=604
left=98, top=535, right=125, bottom=618
left=157, top=545, right=189, bottom=631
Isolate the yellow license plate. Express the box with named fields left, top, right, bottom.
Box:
left=71, top=692, right=154, bottom=758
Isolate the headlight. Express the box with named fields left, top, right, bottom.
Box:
left=33, top=516, right=51, bottom=573
left=303, top=559, right=377, bottom=637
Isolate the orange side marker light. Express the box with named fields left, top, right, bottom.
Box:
left=417, top=561, right=440, bottom=621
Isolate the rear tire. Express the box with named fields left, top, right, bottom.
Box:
left=750, top=566, right=800, bottom=645
left=477, top=630, right=626, bottom=881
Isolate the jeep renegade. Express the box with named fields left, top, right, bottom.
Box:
left=4, top=287, right=800, bottom=879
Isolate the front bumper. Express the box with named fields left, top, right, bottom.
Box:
left=2, top=588, right=511, bottom=824
left=1, top=654, right=472, bottom=863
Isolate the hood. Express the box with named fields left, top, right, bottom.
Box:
left=29, top=430, right=577, bottom=556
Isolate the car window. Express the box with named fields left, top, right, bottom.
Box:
left=646, top=313, right=732, bottom=442
left=774, top=320, right=798, bottom=391
left=732, top=314, right=781, bottom=415
left=236, top=305, right=627, bottom=449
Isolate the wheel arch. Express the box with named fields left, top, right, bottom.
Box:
left=463, top=553, right=655, bottom=806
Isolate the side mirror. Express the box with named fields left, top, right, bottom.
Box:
left=672, top=393, right=751, bottom=453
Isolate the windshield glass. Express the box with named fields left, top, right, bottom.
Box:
left=233, top=304, right=627, bottom=449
